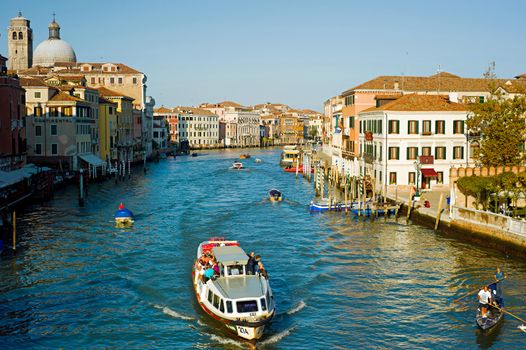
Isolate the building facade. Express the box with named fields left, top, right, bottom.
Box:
left=174, top=107, right=219, bottom=148
left=0, top=73, right=26, bottom=171
left=357, top=94, right=470, bottom=191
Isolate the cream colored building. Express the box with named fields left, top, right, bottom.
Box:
left=21, top=77, right=98, bottom=171
left=174, top=107, right=220, bottom=148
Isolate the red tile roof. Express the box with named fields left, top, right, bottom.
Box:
left=96, top=86, right=134, bottom=100
left=343, top=73, right=526, bottom=95
left=360, top=94, right=467, bottom=113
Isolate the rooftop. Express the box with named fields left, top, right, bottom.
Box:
left=360, top=94, right=467, bottom=113
left=343, top=72, right=526, bottom=95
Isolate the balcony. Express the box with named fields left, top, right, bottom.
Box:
left=363, top=154, right=374, bottom=163
left=342, top=149, right=355, bottom=160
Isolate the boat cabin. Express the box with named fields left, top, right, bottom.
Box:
left=195, top=242, right=273, bottom=320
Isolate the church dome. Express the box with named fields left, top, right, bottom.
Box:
left=33, top=18, right=76, bottom=67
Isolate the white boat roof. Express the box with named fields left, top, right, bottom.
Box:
left=213, top=275, right=265, bottom=299
left=212, top=245, right=248, bottom=265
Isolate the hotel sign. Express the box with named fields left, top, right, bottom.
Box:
left=419, top=155, right=434, bottom=164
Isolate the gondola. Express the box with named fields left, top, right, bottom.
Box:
left=268, top=189, right=282, bottom=202
left=476, top=281, right=504, bottom=331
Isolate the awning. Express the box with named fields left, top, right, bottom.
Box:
left=79, top=154, right=105, bottom=167
left=421, top=168, right=438, bottom=177
left=0, top=164, right=50, bottom=189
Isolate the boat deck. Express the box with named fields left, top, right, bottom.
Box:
left=212, top=275, right=265, bottom=299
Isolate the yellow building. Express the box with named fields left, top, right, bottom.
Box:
left=97, top=87, right=134, bottom=162
left=98, top=96, right=118, bottom=162
left=280, top=114, right=304, bottom=144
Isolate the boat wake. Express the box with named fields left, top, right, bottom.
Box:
left=209, top=334, right=247, bottom=348
left=154, top=304, right=194, bottom=321
left=286, top=300, right=306, bottom=315
left=258, top=326, right=295, bottom=347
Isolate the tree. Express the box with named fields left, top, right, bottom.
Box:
left=467, top=64, right=526, bottom=166
left=309, top=126, right=318, bottom=140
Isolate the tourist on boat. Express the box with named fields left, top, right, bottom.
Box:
left=204, top=266, right=215, bottom=281
left=118, top=202, right=125, bottom=210
left=247, top=252, right=256, bottom=275
left=254, top=255, right=262, bottom=273
left=212, top=260, right=220, bottom=276
left=478, top=285, right=492, bottom=318
left=258, top=261, right=268, bottom=279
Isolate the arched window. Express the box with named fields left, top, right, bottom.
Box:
left=18, top=32, right=23, bottom=40
left=12, top=31, right=17, bottom=40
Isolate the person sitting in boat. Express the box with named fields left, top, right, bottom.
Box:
left=204, top=266, right=215, bottom=282
left=257, top=261, right=268, bottom=279
left=477, top=285, right=492, bottom=318
left=247, top=252, right=256, bottom=275
left=212, top=259, right=220, bottom=276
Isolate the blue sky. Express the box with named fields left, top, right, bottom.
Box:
left=2, top=0, right=525, bottom=110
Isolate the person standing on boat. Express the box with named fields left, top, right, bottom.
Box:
left=258, top=261, right=268, bottom=279
left=494, top=267, right=507, bottom=296
left=254, top=255, right=262, bottom=274
left=247, top=252, right=256, bottom=275
left=478, top=285, right=492, bottom=318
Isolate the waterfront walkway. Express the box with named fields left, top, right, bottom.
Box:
left=386, top=186, right=452, bottom=224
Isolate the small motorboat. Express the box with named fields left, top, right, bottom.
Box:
left=240, top=154, right=251, bottom=159
left=309, top=199, right=357, bottom=212
left=476, top=281, right=504, bottom=331
left=192, top=152, right=198, bottom=157
left=192, top=238, right=275, bottom=340
left=231, top=162, right=244, bottom=170
left=284, top=165, right=314, bottom=174
left=114, top=203, right=134, bottom=226
left=255, top=158, right=262, bottom=163
left=268, top=189, right=283, bottom=202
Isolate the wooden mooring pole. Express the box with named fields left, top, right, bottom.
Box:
left=434, top=193, right=444, bottom=231
left=406, top=186, right=414, bottom=223
left=12, top=211, right=16, bottom=252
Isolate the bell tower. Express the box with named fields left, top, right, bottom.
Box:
left=7, top=12, right=33, bottom=71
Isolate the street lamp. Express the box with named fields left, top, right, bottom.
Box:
left=414, top=159, right=422, bottom=197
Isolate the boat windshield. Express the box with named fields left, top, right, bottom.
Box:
left=227, top=265, right=245, bottom=276
left=237, top=300, right=258, bottom=313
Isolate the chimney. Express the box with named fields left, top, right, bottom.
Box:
left=448, top=92, right=459, bottom=103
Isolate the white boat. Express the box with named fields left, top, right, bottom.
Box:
left=231, top=162, right=244, bottom=170
left=192, top=239, right=275, bottom=340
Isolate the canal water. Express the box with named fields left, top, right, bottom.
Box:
left=1, top=149, right=526, bottom=349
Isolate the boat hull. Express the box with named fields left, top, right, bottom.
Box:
left=310, top=201, right=357, bottom=212
left=476, top=307, right=503, bottom=330
left=192, top=271, right=273, bottom=340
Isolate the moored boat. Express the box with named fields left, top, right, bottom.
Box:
left=284, top=165, right=314, bottom=174
left=476, top=281, right=504, bottom=331
left=240, top=154, right=251, bottom=159
left=309, top=199, right=357, bottom=212
left=268, top=189, right=282, bottom=202
left=231, top=162, right=244, bottom=170
left=114, top=203, right=134, bottom=225
left=192, top=238, right=275, bottom=340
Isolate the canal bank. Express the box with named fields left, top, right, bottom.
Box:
left=311, top=146, right=526, bottom=257
left=382, top=186, right=526, bottom=257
